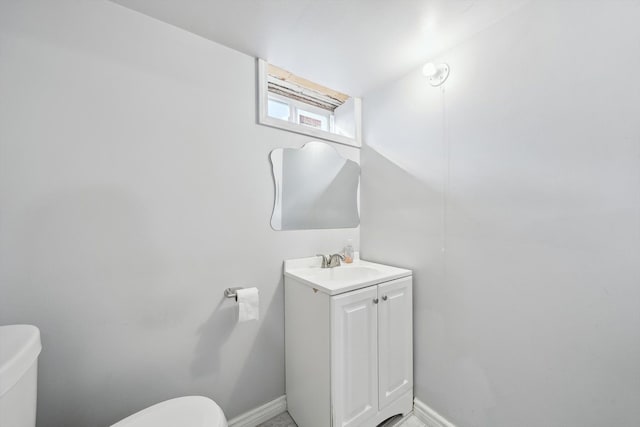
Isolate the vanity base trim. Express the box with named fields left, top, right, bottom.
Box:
left=369, top=389, right=413, bottom=426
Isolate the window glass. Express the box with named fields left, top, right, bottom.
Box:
left=297, top=109, right=328, bottom=131
left=268, top=98, right=290, bottom=121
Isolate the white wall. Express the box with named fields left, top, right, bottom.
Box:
left=0, top=1, right=358, bottom=426
left=361, top=1, right=640, bottom=426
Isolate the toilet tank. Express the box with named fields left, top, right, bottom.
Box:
left=0, top=325, right=41, bottom=427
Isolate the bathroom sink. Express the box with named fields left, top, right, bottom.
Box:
left=284, top=256, right=411, bottom=295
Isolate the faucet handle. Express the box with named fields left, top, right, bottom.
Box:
left=316, top=254, right=329, bottom=268
left=328, top=253, right=345, bottom=268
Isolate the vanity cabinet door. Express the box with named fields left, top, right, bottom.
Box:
left=331, top=286, right=379, bottom=427
left=377, top=277, right=413, bottom=410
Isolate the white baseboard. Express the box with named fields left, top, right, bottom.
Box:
left=227, top=395, right=454, bottom=427
left=413, top=398, right=456, bottom=427
left=228, top=395, right=287, bottom=427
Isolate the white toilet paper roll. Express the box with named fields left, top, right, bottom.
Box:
left=237, top=288, right=259, bottom=322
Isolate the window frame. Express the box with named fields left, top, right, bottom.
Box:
left=257, top=59, right=362, bottom=148
left=268, top=92, right=334, bottom=132
left=267, top=96, right=292, bottom=122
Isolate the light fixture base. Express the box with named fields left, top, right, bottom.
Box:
left=428, top=63, right=450, bottom=87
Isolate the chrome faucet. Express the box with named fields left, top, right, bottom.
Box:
left=316, top=254, right=329, bottom=268
left=328, top=253, right=345, bottom=268
left=316, top=253, right=345, bottom=268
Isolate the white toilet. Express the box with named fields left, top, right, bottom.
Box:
left=0, top=324, right=227, bottom=427
left=0, top=324, right=42, bottom=427
left=112, top=396, right=228, bottom=427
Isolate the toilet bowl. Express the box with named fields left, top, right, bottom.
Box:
left=0, top=324, right=42, bottom=427
left=0, top=324, right=225, bottom=427
left=112, top=396, right=227, bottom=427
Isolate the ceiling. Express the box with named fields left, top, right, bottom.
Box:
left=110, top=0, right=529, bottom=96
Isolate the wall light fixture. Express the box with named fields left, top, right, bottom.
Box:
left=422, top=62, right=450, bottom=86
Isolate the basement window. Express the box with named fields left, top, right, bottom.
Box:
left=258, top=59, right=361, bottom=147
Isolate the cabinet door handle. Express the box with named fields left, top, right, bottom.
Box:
left=382, top=295, right=388, bottom=301
left=373, top=298, right=379, bottom=304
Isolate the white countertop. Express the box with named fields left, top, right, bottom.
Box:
left=284, top=255, right=412, bottom=295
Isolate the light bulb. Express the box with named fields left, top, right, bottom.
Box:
left=422, top=62, right=437, bottom=77
left=422, top=62, right=450, bottom=86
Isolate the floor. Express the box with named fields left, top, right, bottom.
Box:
left=257, top=412, right=426, bottom=427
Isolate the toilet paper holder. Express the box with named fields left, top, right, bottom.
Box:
left=224, top=287, right=244, bottom=301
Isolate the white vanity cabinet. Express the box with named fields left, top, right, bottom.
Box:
left=284, top=257, right=413, bottom=427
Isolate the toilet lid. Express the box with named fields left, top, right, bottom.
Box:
left=0, top=325, right=41, bottom=397
left=111, top=396, right=227, bottom=427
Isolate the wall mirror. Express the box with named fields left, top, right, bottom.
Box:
left=270, top=141, right=360, bottom=230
